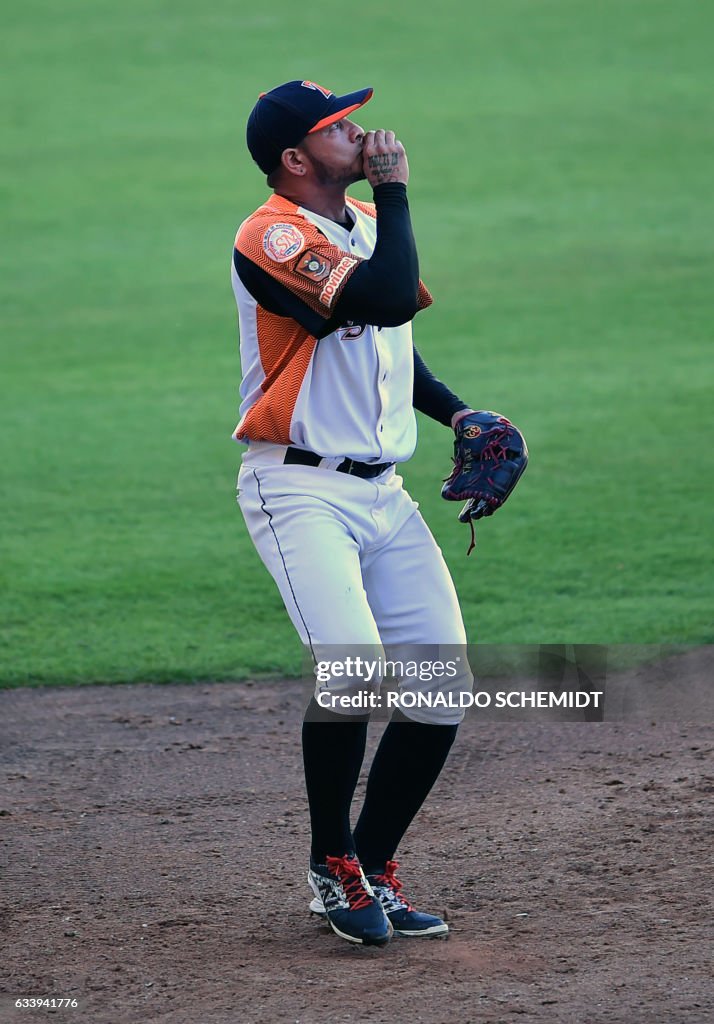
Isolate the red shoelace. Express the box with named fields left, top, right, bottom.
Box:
left=325, top=854, right=373, bottom=911
left=373, top=859, right=414, bottom=910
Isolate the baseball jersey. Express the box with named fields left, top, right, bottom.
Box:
left=231, top=192, right=432, bottom=464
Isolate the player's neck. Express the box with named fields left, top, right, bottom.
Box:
left=274, top=184, right=348, bottom=226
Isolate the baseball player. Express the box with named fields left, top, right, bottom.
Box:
left=231, top=80, right=477, bottom=947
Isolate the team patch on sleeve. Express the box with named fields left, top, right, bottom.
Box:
left=295, top=250, right=332, bottom=283
left=263, top=223, right=306, bottom=263
left=319, top=257, right=358, bottom=308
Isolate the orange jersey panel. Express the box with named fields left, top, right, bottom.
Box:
left=236, top=311, right=317, bottom=445
left=235, top=195, right=362, bottom=317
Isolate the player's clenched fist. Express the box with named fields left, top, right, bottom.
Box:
left=362, top=129, right=409, bottom=187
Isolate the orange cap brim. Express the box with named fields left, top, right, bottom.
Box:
left=308, top=90, right=374, bottom=133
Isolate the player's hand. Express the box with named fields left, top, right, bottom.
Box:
left=362, top=130, right=409, bottom=188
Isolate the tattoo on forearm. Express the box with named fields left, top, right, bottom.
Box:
left=367, top=152, right=401, bottom=181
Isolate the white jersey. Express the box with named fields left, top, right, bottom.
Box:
left=230, top=192, right=432, bottom=463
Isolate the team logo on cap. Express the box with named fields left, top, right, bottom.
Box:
left=301, top=81, right=333, bottom=98
left=296, top=250, right=332, bottom=282
left=263, top=223, right=306, bottom=263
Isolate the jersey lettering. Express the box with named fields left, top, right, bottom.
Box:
left=336, top=324, right=366, bottom=341
left=319, top=257, right=358, bottom=308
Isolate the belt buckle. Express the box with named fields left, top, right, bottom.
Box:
left=345, top=458, right=356, bottom=475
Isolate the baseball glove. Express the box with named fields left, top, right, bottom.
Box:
left=441, top=411, right=528, bottom=554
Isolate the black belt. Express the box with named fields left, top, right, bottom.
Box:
left=284, top=447, right=394, bottom=479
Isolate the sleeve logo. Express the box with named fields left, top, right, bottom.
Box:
left=263, top=223, right=306, bottom=263
left=319, top=257, right=358, bottom=307
left=295, top=250, right=332, bottom=282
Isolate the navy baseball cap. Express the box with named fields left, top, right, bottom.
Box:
left=246, top=80, right=374, bottom=175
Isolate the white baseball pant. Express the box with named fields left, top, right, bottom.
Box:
left=237, top=444, right=473, bottom=724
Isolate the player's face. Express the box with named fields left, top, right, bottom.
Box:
left=299, top=118, right=366, bottom=187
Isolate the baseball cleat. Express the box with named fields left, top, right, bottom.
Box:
left=307, top=853, right=392, bottom=946
left=310, top=859, right=448, bottom=938
left=367, top=860, right=449, bottom=937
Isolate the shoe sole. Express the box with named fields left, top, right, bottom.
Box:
left=328, top=916, right=393, bottom=947
left=309, top=896, right=448, bottom=938
left=307, top=876, right=392, bottom=947
left=391, top=923, right=449, bottom=937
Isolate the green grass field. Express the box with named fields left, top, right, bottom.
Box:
left=2, top=0, right=712, bottom=685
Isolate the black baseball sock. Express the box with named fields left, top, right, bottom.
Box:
left=302, top=699, right=369, bottom=865
left=353, top=717, right=458, bottom=873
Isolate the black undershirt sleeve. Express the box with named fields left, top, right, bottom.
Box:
left=233, top=249, right=329, bottom=337
left=413, top=345, right=469, bottom=426
left=333, top=183, right=420, bottom=328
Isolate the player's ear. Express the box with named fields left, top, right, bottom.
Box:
left=281, top=147, right=307, bottom=177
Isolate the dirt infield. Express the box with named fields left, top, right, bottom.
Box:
left=1, top=653, right=711, bottom=1024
